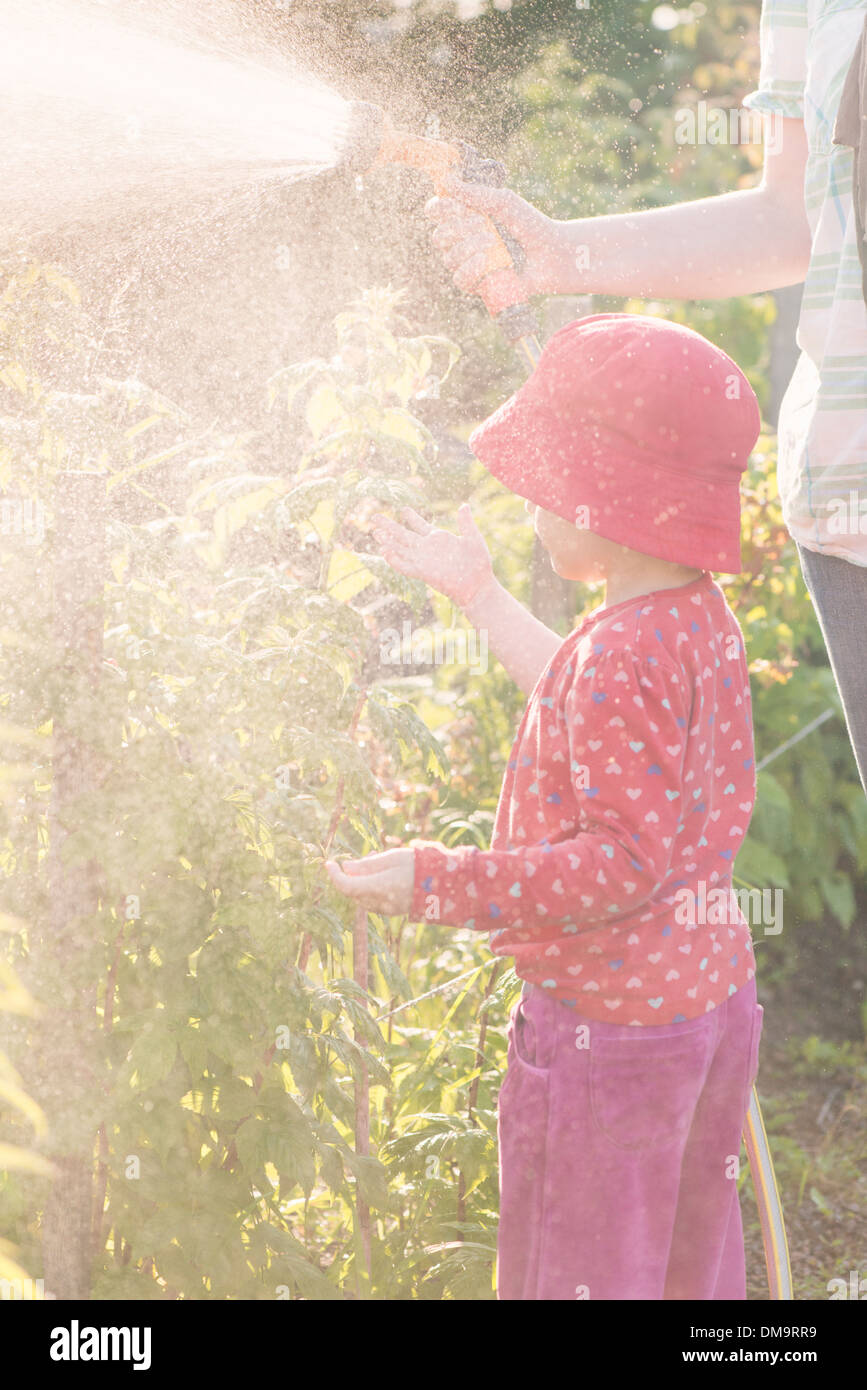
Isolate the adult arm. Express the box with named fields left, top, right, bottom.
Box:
left=428, top=116, right=812, bottom=300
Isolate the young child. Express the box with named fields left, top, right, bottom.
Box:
left=326, top=312, right=765, bottom=1301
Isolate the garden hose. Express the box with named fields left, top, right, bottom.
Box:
left=744, top=1085, right=793, bottom=1299
left=341, top=100, right=792, bottom=1301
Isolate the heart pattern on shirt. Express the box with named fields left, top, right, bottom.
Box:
left=412, top=580, right=756, bottom=1025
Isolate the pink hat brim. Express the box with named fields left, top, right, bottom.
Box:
left=469, top=388, right=744, bottom=574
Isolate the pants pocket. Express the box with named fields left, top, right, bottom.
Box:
left=590, top=1026, right=714, bottom=1152
left=507, top=991, right=557, bottom=1074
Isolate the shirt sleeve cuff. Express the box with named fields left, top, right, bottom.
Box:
left=410, top=840, right=479, bottom=927
left=743, top=88, right=805, bottom=120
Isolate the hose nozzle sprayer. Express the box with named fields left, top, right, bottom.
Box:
left=339, top=100, right=541, bottom=368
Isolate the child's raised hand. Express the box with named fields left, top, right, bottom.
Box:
left=370, top=503, right=495, bottom=610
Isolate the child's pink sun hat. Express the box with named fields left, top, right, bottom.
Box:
left=469, top=312, right=761, bottom=573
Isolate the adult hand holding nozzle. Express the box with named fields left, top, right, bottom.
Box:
left=423, top=176, right=560, bottom=303
left=338, top=101, right=545, bottom=358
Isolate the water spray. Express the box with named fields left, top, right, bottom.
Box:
left=338, top=101, right=542, bottom=372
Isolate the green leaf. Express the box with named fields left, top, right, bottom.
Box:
left=265, top=1225, right=339, bottom=1299
left=129, top=1027, right=178, bottom=1090
left=733, top=837, right=790, bottom=890
left=343, top=1149, right=390, bottom=1210
left=819, top=873, right=856, bottom=930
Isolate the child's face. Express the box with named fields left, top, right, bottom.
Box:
left=527, top=501, right=620, bottom=584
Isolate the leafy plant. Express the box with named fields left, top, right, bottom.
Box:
left=1, top=270, right=521, bottom=1300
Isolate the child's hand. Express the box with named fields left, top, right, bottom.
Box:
left=370, top=504, right=495, bottom=610
left=325, top=849, right=414, bottom=916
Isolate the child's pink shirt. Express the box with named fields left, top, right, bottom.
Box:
left=409, top=572, right=758, bottom=1025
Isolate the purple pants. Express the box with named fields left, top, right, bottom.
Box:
left=496, top=979, right=763, bottom=1300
